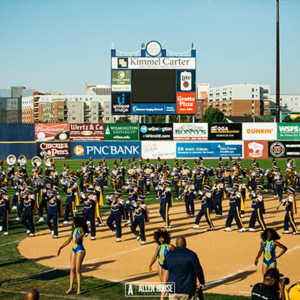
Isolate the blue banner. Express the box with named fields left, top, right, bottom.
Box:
left=131, top=104, right=176, bottom=115
left=72, top=141, right=142, bottom=159
left=176, top=142, right=243, bottom=158
left=0, top=142, right=36, bottom=160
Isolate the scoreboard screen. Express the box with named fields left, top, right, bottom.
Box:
left=131, top=70, right=176, bottom=104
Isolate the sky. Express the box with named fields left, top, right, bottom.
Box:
left=0, top=0, right=299, bottom=95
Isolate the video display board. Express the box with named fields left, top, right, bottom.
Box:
left=111, top=41, right=196, bottom=115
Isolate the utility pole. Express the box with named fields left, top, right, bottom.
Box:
left=276, top=0, right=280, bottom=123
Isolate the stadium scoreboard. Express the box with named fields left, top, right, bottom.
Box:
left=111, top=41, right=196, bottom=115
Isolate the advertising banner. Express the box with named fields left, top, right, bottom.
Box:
left=112, top=92, right=131, bottom=114
left=173, top=123, right=208, bottom=141
left=208, top=123, right=242, bottom=140
left=176, top=70, right=196, bottom=92
left=131, top=104, right=176, bottom=115
left=268, top=141, right=300, bottom=158
left=72, top=141, right=141, bottom=160
left=142, top=141, right=176, bottom=159
left=35, top=124, right=70, bottom=142
left=69, top=123, right=104, bottom=141
left=0, top=124, right=35, bottom=142
left=244, top=141, right=268, bottom=159
left=176, top=141, right=243, bottom=158
left=139, top=124, right=173, bottom=140
left=243, top=123, right=277, bottom=141
left=37, top=142, right=71, bottom=159
left=176, top=92, right=196, bottom=114
left=104, top=123, right=139, bottom=141
left=277, top=123, right=300, bottom=140
left=112, top=57, right=196, bottom=69
left=111, top=70, right=131, bottom=92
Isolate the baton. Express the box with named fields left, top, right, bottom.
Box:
left=276, top=201, right=283, bottom=210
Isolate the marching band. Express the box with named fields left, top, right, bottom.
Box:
left=0, top=154, right=299, bottom=242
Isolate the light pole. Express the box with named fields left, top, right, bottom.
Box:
left=276, top=0, right=280, bottom=123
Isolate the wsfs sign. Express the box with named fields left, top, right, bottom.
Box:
left=72, top=142, right=141, bottom=159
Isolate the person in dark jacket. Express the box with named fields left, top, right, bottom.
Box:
left=162, top=237, right=205, bottom=299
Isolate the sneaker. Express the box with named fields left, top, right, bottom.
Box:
left=74, top=209, right=78, bottom=213
left=241, top=214, right=245, bottom=218
left=98, top=223, right=105, bottom=227
left=29, top=233, right=35, bottom=237
left=164, top=225, right=168, bottom=228
left=116, top=238, right=121, bottom=242
left=207, top=227, right=214, bottom=231
left=175, top=197, right=178, bottom=200
left=85, top=233, right=89, bottom=237
left=37, top=217, right=44, bottom=223
left=147, top=192, right=150, bottom=195
left=15, top=217, right=20, bottom=221
left=126, top=220, right=131, bottom=224
left=53, top=235, right=58, bottom=239
left=136, top=235, right=141, bottom=241
left=26, top=230, right=30, bottom=234
left=167, top=225, right=171, bottom=228
left=141, top=241, right=146, bottom=245
left=238, top=228, right=247, bottom=232
left=3, top=232, right=8, bottom=236
left=274, top=195, right=278, bottom=198
left=113, top=230, right=117, bottom=235
left=249, top=228, right=256, bottom=232
left=224, top=227, right=232, bottom=232
left=292, top=231, right=299, bottom=235
left=91, top=236, right=96, bottom=240
left=51, top=230, right=54, bottom=235
left=0, top=226, right=2, bottom=231
left=12, top=206, right=17, bottom=210
left=190, top=214, right=194, bottom=217
left=187, top=214, right=191, bottom=217
left=193, top=224, right=200, bottom=229
left=63, top=221, right=69, bottom=225
left=86, top=221, right=91, bottom=225
left=282, top=231, right=290, bottom=234
left=264, top=189, right=268, bottom=192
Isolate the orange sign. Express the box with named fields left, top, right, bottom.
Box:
left=244, top=141, right=268, bottom=159
left=176, top=92, right=196, bottom=114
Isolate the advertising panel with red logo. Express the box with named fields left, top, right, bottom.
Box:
left=244, top=141, right=268, bottom=159
left=176, top=92, right=196, bottom=114
left=69, top=123, right=104, bottom=141
left=35, top=124, right=70, bottom=142
left=37, top=142, right=71, bottom=159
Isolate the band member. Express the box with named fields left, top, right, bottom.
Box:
left=238, top=175, right=249, bottom=217
left=92, top=179, right=105, bottom=227
left=21, top=186, right=36, bottom=236
left=130, top=195, right=148, bottom=245
left=194, top=167, right=204, bottom=192
left=224, top=184, right=246, bottom=232
left=157, top=180, right=172, bottom=228
left=62, top=178, right=77, bottom=224
left=274, top=173, right=284, bottom=201
left=193, top=185, right=214, bottom=230
left=183, top=179, right=196, bottom=217
left=0, top=188, right=11, bottom=235
left=124, top=180, right=138, bottom=225
left=46, top=186, right=62, bottom=238
left=281, top=188, right=299, bottom=234
left=12, top=175, right=24, bottom=219
left=81, top=185, right=97, bottom=240
left=144, top=163, right=153, bottom=195
left=212, top=176, right=224, bottom=217
left=171, top=168, right=181, bottom=200
left=248, top=186, right=266, bottom=232
left=106, top=190, right=124, bottom=242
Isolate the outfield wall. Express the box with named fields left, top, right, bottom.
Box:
left=1, top=123, right=300, bottom=160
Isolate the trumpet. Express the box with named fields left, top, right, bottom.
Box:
left=18, top=155, right=27, bottom=166
left=31, top=156, right=42, bottom=167
left=44, top=156, right=54, bottom=167
left=6, top=154, right=16, bottom=165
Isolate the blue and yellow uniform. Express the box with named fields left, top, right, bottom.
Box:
left=72, top=227, right=85, bottom=254
left=262, top=240, right=276, bottom=267
left=157, top=244, right=169, bottom=268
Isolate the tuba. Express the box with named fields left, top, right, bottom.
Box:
left=44, top=156, right=54, bottom=167
left=31, top=156, right=42, bottom=167
left=7, top=154, right=16, bottom=166
left=18, top=155, right=27, bottom=166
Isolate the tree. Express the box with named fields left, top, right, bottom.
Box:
left=282, top=115, right=293, bottom=123
left=115, top=117, right=131, bottom=123
left=201, top=108, right=227, bottom=123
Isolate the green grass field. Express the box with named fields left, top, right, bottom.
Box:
left=1, top=158, right=296, bottom=299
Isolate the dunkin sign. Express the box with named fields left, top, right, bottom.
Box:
left=243, top=123, right=277, bottom=141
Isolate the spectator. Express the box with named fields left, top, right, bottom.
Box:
left=25, top=288, right=39, bottom=300
left=162, top=237, right=205, bottom=300
left=251, top=268, right=286, bottom=300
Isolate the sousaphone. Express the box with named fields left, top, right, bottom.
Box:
left=31, top=156, right=42, bottom=167
left=44, top=156, right=54, bottom=167
left=18, top=155, right=27, bottom=166
left=6, top=154, right=16, bottom=165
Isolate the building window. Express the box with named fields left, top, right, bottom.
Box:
left=72, top=117, right=76, bottom=120
left=252, top=95, right=254, bottom=98
left=93, top=105, right=97, bottom=108
left=57, top=105, right=64, bottom=110
left=72, top=105, right=75, bottom=108
left=106, top=117, right=110, bottom=121
left=57, top=112, right=63, bottom=116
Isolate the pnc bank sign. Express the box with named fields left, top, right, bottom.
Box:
left=72, top=142, right=141, bottom=159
